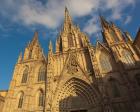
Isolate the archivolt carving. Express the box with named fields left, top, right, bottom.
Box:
left=53, top=77, right=99, bottom=111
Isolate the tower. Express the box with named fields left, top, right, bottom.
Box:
left=3, top=32, right=46, bottom=112
left=100, top=16, right=139, bottom=68
left=55, top=7, right=90, bottom=52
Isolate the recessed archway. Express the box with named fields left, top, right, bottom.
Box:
left=53, top=77, right=100, bottom=112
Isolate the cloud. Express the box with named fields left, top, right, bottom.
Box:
left=83, top=16, right=100, bottom=35
left=0, top=0, right=137, bottom=35
left=101, top=0, right=135, bottom=20
left=124, top=16, right=132, bottom=24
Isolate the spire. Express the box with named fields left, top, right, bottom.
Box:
left=23, top=31, right=44, bottom=61
left=56, top=37, right=60, bottom=53
left=33, top=31, right=38, bottom=40
left=49, top=40, right=53, bottom=52
left=65, top=7, right=72, bottom=24
left=63, top=7, right=73, bottom=31
left=124, top=31, right=133, bottom=42
left=17, top=52, right=22, bottom=63
left=30, top=31, right=39, bottom=47
left=99, top=15, right=109, bottom=30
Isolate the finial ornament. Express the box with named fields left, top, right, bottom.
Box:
left=32, top=31, right=39, bottom=44
left=17, top=52, right=22, bottom=63
left=64, top=7, right=73, bottom=31
left=125, top=31, right=133, bottom=42
left=99, top=15, right=109, bottom=29
left=49, top=40, right=53, bottom=52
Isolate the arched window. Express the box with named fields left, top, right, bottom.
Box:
left=135, top=74, right=140, bottom=86
left=108, top=78, right=121, bottom=98
left=99, top=52, right=112, bottom=72
left=38, top=91, right=44, bottom=107
left=21, top=67, right=28, bottom=83
left=18, top=92, right=24, bottom=108
left=121, top=49, right=135, bottom=67
left=68, top=33, right=74, bottom=47
left=38, top=66, right=46, bottom=82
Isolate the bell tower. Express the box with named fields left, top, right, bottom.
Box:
left=100, top=16, right=139, bottom=67
left=3, top=32, right=46, bottom=112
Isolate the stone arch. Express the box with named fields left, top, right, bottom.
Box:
left=35, top=88, right=45, bottom=107
left=16, top=91, right=24, bottom=109
left=53, top=77, right=100, bottom=112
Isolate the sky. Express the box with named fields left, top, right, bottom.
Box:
left=0, top=0, right=140, bottom=90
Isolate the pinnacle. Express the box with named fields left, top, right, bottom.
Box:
left=26, top=31, right=41, bottom=51
left=99, top=15, right=109, bottom=29
left=29, top=31, right=40, bottom=48
left=49, top=40, right=53, bottom=51
left=32, top=31, right=39, bottom=43
left=64, top=7, right=72, bottom=26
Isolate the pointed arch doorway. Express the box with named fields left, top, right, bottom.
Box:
left=53, top=77, right=100, bottom=112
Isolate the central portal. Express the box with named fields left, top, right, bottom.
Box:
left=54, top=78, right=97, bottom=112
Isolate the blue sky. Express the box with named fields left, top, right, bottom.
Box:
left=0, top=0, right=140, bottom=90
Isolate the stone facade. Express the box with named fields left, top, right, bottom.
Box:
left=0, top=95, right=5, bottom=111
left=133, top=28, right=140, bottom=55
left=0, top=90, right=8, bottom=111
left=2, top=8, right=140, bottom=112
left=0, top=90, right=8, bottom=98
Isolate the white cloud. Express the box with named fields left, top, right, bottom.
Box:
left=124, top=16, right=132, bottom=24
left=83, top=16, right=100, bottom=35
left=101, top=0, right=135, bottom=20
left=0, top=0, right=137, bottom=35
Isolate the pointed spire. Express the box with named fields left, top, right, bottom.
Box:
left=124, top=31, right=133, bottom=42
left=27, top=31, right=40, bottom=51
left=31, top=31, right=39, bottom=45
left=49, top=40, right=53, bottom=52
left=63, top=7, right=73, bottom=31
left=99, top=15, right=109, bottom=30
left=56, top=37, right=60, bottom=53
left=17, top=52, right=22, bottom=63
left=65, top=7, right=72, bottom=24
left=23, top=31, right=44, bottom=61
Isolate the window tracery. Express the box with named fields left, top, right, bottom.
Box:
left=99, top=52, right=112, bottom=72
left=38, top=66, right=46, bottom=82
left=21, top=67, right=28, bottom=83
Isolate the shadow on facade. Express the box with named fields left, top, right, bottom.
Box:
left=58, top=59, right=140, bottom=112
left=59, top=95, right=100, bottom=112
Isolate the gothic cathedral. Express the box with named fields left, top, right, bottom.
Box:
left=2, top=8, right=140, bottom=112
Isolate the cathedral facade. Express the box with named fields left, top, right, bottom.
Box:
left=2, top=8, right=140, bottom=112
